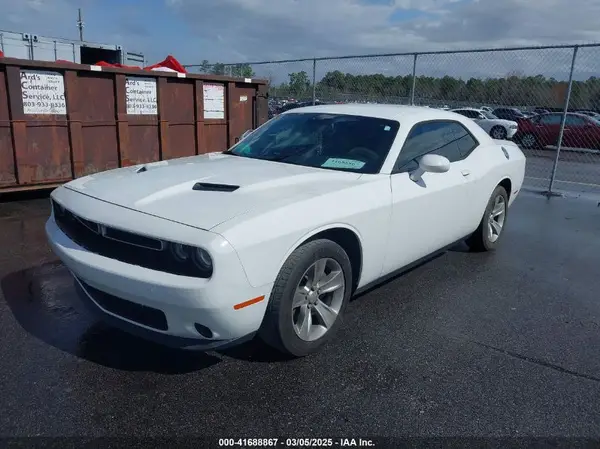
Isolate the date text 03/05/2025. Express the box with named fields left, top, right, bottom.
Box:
left=218, top=438, right=376, bottom=447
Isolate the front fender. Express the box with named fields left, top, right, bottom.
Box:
left=214, top=178, right=392, bottom=288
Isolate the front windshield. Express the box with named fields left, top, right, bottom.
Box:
left=227, top=112, right=400, bottom=174
left=482, top=111, right=498, bottom=119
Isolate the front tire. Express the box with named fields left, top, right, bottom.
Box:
left=490, top=126, right=507, bottom=140
left=259, top=239, right=353, bottom=357
left=466, top=185, right=509, bottom=252
left=520, top=132, right=539, bottom=149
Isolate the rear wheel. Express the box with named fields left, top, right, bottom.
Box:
left=490, top=126, right=507, bottom=140
left=259, top=239, right=353, bottom=357
left=466, top=185, right=509, bottom=252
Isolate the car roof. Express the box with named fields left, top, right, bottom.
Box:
left=283, top=103, right=464, bottom=122
left=452, top=107, right=482, bottom=112
left=540, top=111, right=588, bottom=117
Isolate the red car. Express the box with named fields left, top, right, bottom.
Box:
left=515, top=112, right=600, bottom=150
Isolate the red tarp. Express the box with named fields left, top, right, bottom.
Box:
left=144, top=55, right=187, bottom=73
left=93, top=55, right=187, bottom=74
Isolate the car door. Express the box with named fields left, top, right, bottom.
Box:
left=534, top=113, right=562, bottom=146
left=577, top=117, right=600, bottom=150
left=472, top=111, right=492, bottom=132
left=383, top=120, right=478, bottom=275
left=456, top=110, right=487, bottom=131
left=561, top=114, right=587, bottom=148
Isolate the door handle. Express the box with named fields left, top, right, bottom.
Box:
left=461, top=169, right=471, bottom=177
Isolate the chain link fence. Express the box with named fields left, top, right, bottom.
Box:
left=186, top=44, right=600, bottom=196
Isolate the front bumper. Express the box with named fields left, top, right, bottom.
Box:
left=73, top=279, right=257, bottom=350
left=45, top=188, right=273, bottom=350
left=507, top=127, right=518, bottom=139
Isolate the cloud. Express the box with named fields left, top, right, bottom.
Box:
left=167, top=0, right=600, bottom=83
left=1, top=0, right=599, bottom=85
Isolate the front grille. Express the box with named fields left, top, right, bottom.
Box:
left=52, top=200, right=203, bottom=277
left=78, top=278, right=168, bottom=331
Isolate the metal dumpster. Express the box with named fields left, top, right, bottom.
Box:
left=0, top=57, right=269, bottom=193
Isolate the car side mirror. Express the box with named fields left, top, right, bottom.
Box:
left=410, top=154, right=451, bottom=181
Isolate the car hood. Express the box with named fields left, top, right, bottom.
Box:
left=64, top=153, right=362, bottom=230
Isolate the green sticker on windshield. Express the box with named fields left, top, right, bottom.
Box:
left=321, top=158, right=365, bottom=169
left=235, top=143, right=252, bottom=154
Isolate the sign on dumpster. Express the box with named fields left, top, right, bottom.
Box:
left=203, top=84, right=225, bottom=119
left=125, top=77, right=158, bottom=115
left=21, top=70, right=67, bottom=115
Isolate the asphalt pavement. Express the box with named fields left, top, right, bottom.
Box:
left=1, top=190, right=600, bottom=440
left=523, top=148, right=600, bottom=196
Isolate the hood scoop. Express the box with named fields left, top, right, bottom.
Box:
left=192, top=182, right=240, bottom=192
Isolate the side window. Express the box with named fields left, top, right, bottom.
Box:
left=395, top=121, right=477, bottom=172
left=565, top=115, right=586, bottom=126
left=452, top=122, right=479, bottom=157
left=539, top=114, right=562, bottom=125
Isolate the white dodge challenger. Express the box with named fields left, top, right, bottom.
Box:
left=46, top=105, right=526, bottom=357
left=451, top=108, right=519, bottom=140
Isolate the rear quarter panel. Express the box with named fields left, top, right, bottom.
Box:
left=466, top=140, right=526, bottom=219
left=212, top=176, right=393, bottom=289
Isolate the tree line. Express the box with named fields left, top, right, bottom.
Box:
left=194, top=60, right=255, bottom=78
left=195, top=61, right=600, bottom=109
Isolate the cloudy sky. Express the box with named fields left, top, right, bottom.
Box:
left=1, top=0, right=599, bottom=82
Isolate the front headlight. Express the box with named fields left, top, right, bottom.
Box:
left=192, top=247, right=213, bottom=271
left=170, top=243, right=190, bottom=262
left=168, top=243, right=213, bottom=277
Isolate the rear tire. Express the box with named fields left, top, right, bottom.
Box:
left=490, top=126, right=507, bottom=140
left=466, top=185, right=509, bottom=252
left=259, top=239, right=353, bottom=357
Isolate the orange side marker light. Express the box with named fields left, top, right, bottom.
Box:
left=233, top=295, right=265, bottom=310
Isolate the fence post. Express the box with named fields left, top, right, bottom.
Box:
left=547, top=45, right=578, bottom=196
left=312, top=58, right=317, bottom=105
left=410, top=53, right=418, bottom=105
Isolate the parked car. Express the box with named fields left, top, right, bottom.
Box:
left=46, top=104, right=526, bottom=357
left=492, top=107, right=527, bottom=121
left=480, top=106, right=494, bottom=113
left=515, top=112, right=600, bottom=149
left=451, top=108, right=518, bottom=140
left=275, top=100, right=328, bottom=115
